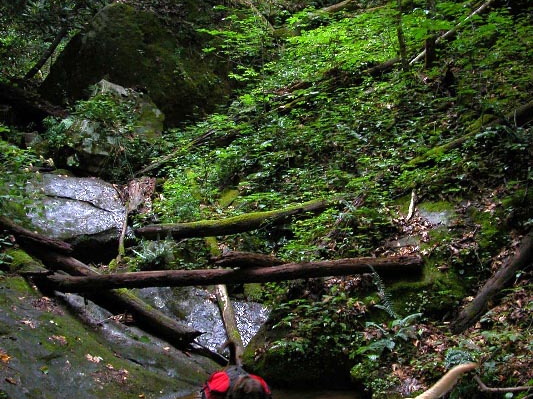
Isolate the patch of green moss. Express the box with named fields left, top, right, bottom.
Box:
left=219, top=188, right=240, bottom=208
left=468, top=207, right=508, bottom=260
left=6, top=249, right=46, bottom=273
left=243, top=283, right=263, bottom=301
left=2, top=275, right=34, bottom=294
left=419, top=201, right=455, bottom=213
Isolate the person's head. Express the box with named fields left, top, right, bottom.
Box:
left=227, top=375, right=269, bottom=399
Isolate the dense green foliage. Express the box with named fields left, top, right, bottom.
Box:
left=1, top=0, right=532, bottom=396
left=0, top=0, right=108, bottom=80
left=148, top=2, right=531, bottom=395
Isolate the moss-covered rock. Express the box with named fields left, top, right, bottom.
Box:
left=0, top=276, right=217, bottom=399
left=6, top=249, right=48, bottom=275
left=40, top=3, right=230, bottom=126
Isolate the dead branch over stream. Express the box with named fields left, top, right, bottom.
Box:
left=1, top=217, right=202, bottom=349
left=31, top=249, right=202, bottom=346
left=0, top=216, right=73, bottom=254
left=44, top=255, right=422, bottom=291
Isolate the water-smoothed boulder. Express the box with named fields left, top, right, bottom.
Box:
left=26, top=173, right=125, bottom=261
left=40, top=3, right=230, bottom=126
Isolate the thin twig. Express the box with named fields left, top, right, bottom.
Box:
left=406, top=190, right=417, bottom=221
left=474, top=375, right=533, bottom=393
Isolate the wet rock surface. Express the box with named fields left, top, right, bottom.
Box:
left=0, top=277, right=216, bottom=399
left=136, top=286, right=270, bottom=351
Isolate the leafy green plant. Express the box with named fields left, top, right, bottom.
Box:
left=128, top=239, right=176, bottom=271
left=355, top=313, right=421, bottom=359
left=198, top=6, right=274, bottom=84
left=271, top=285, right=368, bottom=360
left=0, top=138, right=46, bottom=218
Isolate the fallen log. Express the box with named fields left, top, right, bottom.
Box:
left=136, top=198, right=337, bottom=240
left=0, top=81, right=68, bottom=126
left=451, top=232, right=533, bottom=333
left=0, top=216, right=73, bottom=254
left=210, top=251, right=285, bottom=269
left=321, top=0, right=361, bottom=13
left=31, top=249, right=202, bottom=348
left=215, top=283, right=244, bottom=360
left=1, top=218, right=203, bottom=348
left=44, top=255, right=423, bottom=292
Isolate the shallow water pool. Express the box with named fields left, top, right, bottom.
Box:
left=271, top=389, right=362, bottom=399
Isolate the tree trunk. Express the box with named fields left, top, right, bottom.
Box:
left=396, top=0, right=409, bottom=71
left=44, top=255, right=423, bottom=292
left=136, top=198, right=337, bottom=240
left=24, top=26, right=69, bottom=80
left=410, top=0, right=495, bottom=65
left=451, top=232, right=533, bottom=333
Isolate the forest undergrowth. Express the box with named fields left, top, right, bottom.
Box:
left=1, top=0, right=532, bottom=397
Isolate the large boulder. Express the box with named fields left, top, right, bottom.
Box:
left=40, top=3, right=230, bottom=126
left=26, top=173, right=126, bottom=261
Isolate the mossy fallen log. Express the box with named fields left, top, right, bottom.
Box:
left=6, top=248, right=50, bottom=276
left=32, top=249, right=202, bottom=348
left=1, top=216, right=202, bottom=349
left=451, top=232, right=533, bottom=333
left=44, top=255, right=423, bottom=291
left=136, top=198, right=337, bottom=240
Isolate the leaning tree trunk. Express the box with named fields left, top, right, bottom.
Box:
left=451, top=232, right=533, bottom=333
left=24, top=26, right=69, bottom=80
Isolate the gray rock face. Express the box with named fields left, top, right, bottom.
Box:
left=136, top=286, right=270, bottom=351
left=26, top=173, right=125, bottom=260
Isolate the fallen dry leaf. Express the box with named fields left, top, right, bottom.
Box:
left=1, top=350, right=12, bottom=364
left=86, top=354, right=103, bottom=363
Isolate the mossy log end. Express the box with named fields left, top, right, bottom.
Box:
left=451, top=232, right=533, bottom=333
left=136, top=198, right=336, bottom=240
left=44, top=255, right=423, bottom=291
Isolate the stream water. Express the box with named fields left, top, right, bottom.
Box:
left=178, top=390, right=362, bottom=399
left=271, top=389, right=363, bottom=398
